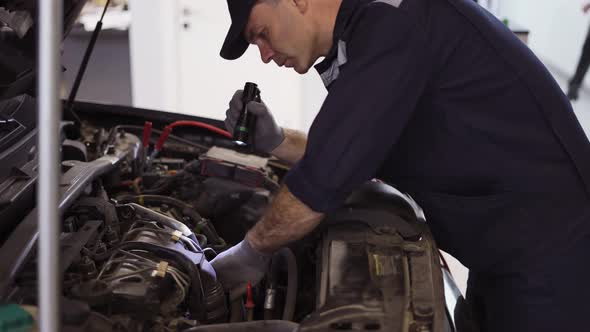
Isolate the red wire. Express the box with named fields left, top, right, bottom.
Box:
left=155, top=126, right=173, bottom=151
left=169, top=121, right=232, bottom=138
left=142, top=121, right=153, bottom=148
left=245, top=281, right=255, bottom=309
left=154, top=120, right=232, bottom=151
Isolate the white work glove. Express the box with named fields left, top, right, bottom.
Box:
left=225, top=90, right=285, bottom=154
left=210, top=238, right=271, bottom=296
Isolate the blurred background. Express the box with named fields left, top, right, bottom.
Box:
left=63, top=0, right=590, bottom=295
left=63, top=0, right=327, bottom=133
left=64, top=0, right=590, bottom=134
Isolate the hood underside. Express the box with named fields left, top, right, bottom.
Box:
left=0, top=0, right=88, bottom=99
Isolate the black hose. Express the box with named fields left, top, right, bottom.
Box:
left=141, top=175, right=180, bottom=195
left=263, top=306, right=274, bottom=321
left=195, top=233, right=208, bottom=247
left=267, top=248, right=298, bottom=321
left=229, top=298, right=245, bottom=323
left=281, top=248, right=298, bottom=321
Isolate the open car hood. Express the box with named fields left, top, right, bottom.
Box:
left=0, top=0, right=88, bottom=99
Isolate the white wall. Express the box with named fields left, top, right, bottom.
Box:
left=478, top=0, right=500, bottom=15
left=128, top=0, right=180, bottom=112
left=300, top=65, right=328, bottom=131
left=498, top=0, right=590, bottom=87
left=128, top=0, right=328, bottom=132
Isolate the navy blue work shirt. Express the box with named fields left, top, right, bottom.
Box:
left=284, top=0, right=590, bottom=273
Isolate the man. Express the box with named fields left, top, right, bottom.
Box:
left=568, top=2, right=590, bottom=100
left=211, top=0, right=590, bottom=331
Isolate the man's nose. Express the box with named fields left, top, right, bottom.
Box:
left=257, top=43, right=274, bottom=64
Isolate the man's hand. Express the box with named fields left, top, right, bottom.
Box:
left=225, top=90, right=285, bottom=154
left=209, top=238, right=271, bottom=294
left=210, top=185, right=323, bottom=294
left=584, top=3, right=590, bottom=13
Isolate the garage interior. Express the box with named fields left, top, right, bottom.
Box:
left=64, top=0, right=590, bottom=295
left=1, top=0, right=589, bottom=330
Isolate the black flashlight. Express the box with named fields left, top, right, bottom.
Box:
left=233, top=82, right=261, bottom=148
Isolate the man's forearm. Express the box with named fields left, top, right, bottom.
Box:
left=246, top=185, right=323, bottom=253
left=270, top=128, right=307, bottom=165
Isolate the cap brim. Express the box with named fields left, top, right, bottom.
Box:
left=220, top=23, right=250, bottom=60
left=220, top=0, right=257, bottom=60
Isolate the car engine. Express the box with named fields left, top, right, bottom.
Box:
left=0, top=97, right=457, bottom=332
left=0, top=112, right=283, bottom=329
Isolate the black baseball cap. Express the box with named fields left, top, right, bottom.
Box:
left=220, top=0, right=257, bottom=60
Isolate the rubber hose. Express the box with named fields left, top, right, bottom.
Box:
left=229, top=298, right=244, bottom=323
left=281, top=248, right=298, bottom=321
left=269, top=248, right=298, bottom=321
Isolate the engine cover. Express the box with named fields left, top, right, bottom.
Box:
left=69, top=203, right=226, bottom=326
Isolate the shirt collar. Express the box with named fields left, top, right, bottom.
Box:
left=314, top=0, right=359, bottom=74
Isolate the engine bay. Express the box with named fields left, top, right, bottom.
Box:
left=0, top=97, right=452, bottom=332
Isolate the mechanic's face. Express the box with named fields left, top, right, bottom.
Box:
left=245, top=0, right=317, bottom=74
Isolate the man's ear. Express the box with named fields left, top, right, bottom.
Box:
left=292, top=0, right=309, bottom=14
